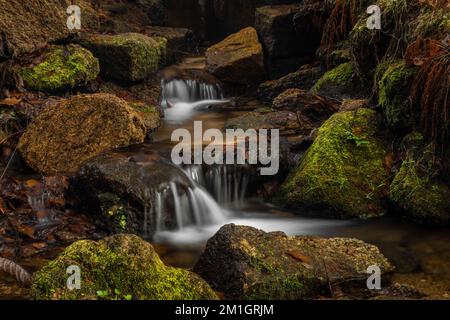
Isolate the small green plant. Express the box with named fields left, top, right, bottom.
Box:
left=345, top=131, right=369, bottom=147
left=96, top=289, right=132, bottom=300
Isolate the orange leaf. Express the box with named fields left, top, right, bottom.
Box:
left=0, top=97, right=21, bottom=106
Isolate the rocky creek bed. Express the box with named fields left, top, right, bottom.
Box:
left=1, top=0, right=449, bottom=300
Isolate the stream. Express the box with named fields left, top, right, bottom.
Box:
left=1, top=57, right=449, bottom=300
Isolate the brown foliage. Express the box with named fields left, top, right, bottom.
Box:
left=409, top=37, right=450, bottom=148
left=320, top=0, right=361, bottom=59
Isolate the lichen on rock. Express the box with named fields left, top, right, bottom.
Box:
left=280, top=108, right=390, bottom=219
left=31, top=234, right=218, bottom=300
left=19, top=44, right=100, bottom=92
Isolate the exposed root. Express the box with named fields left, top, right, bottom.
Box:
left=0, top=257, right=32, bottom=287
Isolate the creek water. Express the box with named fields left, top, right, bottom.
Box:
left=148, top=66, right=450, bottom=299
left=1, top=59, right=449, bottom=299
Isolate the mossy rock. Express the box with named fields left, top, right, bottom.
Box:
left=18, top=93, right=147, bottom=175
left=279, top=108, right=390, bottom=219
left=19, top=45, right=99, bottom=92
left=194, top=224, right=394, bottom=299
left=80, top=33, right=166, bottom=82
left=129, top=102, right=161, bottom=131
left=311, top=62, right=363, bottom=100
left=31, top=234, right=218, bottom=300
left=350, top=0, right=449, bottom=76
left=390, top=133, right=450, bottom=226
left=378, top=60, right=417, bottom=131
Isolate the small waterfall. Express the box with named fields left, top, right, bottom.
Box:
left=144, top=164, right=229, bottom=235
left=185, top=165, right=250, bottom=208
left=161, top=79, right=224, bottom=106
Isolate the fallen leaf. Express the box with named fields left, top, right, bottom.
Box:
left=0, top=97, right=21, bottom=106
left=287, top=250, right=311, bottom=264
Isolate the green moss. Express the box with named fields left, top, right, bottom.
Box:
left=378, top=60, right=417, bottom=130
left=312, top=62, right=354, bottom=93
left=390, top=133, right=450, bottom=225
left=81, top=33, right=166, bottom=82
left=19, top=44, right=99, bottom=92
left=31, top=234, right=218, bottom=300
left=390, top=159, right=450, bottom=226
left=280, top=108, right=389, bottom=218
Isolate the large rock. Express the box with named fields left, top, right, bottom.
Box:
left=18, top=94, right=147, bottom=175
left=280, top=108, right=390, bottom=219
left=272, top=89, right=339, bottom=133
left=311, top=62, right=365, bottom=100
left=71, top=151, right=192, bottom=235
left=18, top=44, right=99, bottom=92
left=205, top=0, right=300, bottom=39
left=0, top=0, right=98, bottom=58
left=390, top=133, right=450, bottom=226
left=377, top=60, right=417, bottom=131
left=80, top=33, right=166, bottom=82
left=257, top=65, right=325, bottom=104
left=194, top=224, right=394, bottom=299
left=31, top=234, right=218, bottom=300
left=205, top=27, right=264, bottom=85
left=255, top=5, right=301, bottom=58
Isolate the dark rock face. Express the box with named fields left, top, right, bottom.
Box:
left=71, top=152, right=192, bottom=236
left=273, top=89, right=340, bottom=124
left=144, top=26, right=195, bottom=63
left=293, top=0, right=329, bottom=56
left=255, top=4, right=301, bottom=58
left=258, top=65, right=325, bottom=104
left=0, top=0, right=98, bottom=58
left=204, top=0, right=300, bottom=40
left=194, top=224, right=394, bottom=299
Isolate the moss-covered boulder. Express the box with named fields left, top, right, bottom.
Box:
left=280, top=108, right=390, bottom=219
left=390, top=133, right=450, bottom=226
left=377, top=60, right=417, bottom=131
left=19, top=45, right=99, bottom=92
left=205, top=27, right=264, bottom=84
left=311, top=62, right=364, bottom=100
left=18, top=93, right=147, bottom=175
left=194, top=224, right=394, bottom=299
left=80, top=33, right=166, bottom=82
left=31, top=234, right=218, bottom=300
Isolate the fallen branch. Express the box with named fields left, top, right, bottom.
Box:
left=0, top=257, right=32, bottom=287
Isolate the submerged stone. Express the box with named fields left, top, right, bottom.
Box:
left=31, top=234, right=218, bottom=300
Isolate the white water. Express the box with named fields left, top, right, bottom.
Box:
left=152, top=76, right=352, bottom=245
left=161, top=79, right=229, bottom=122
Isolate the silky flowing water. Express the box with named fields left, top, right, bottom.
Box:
left=1, top=59, right=449, bottom=299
